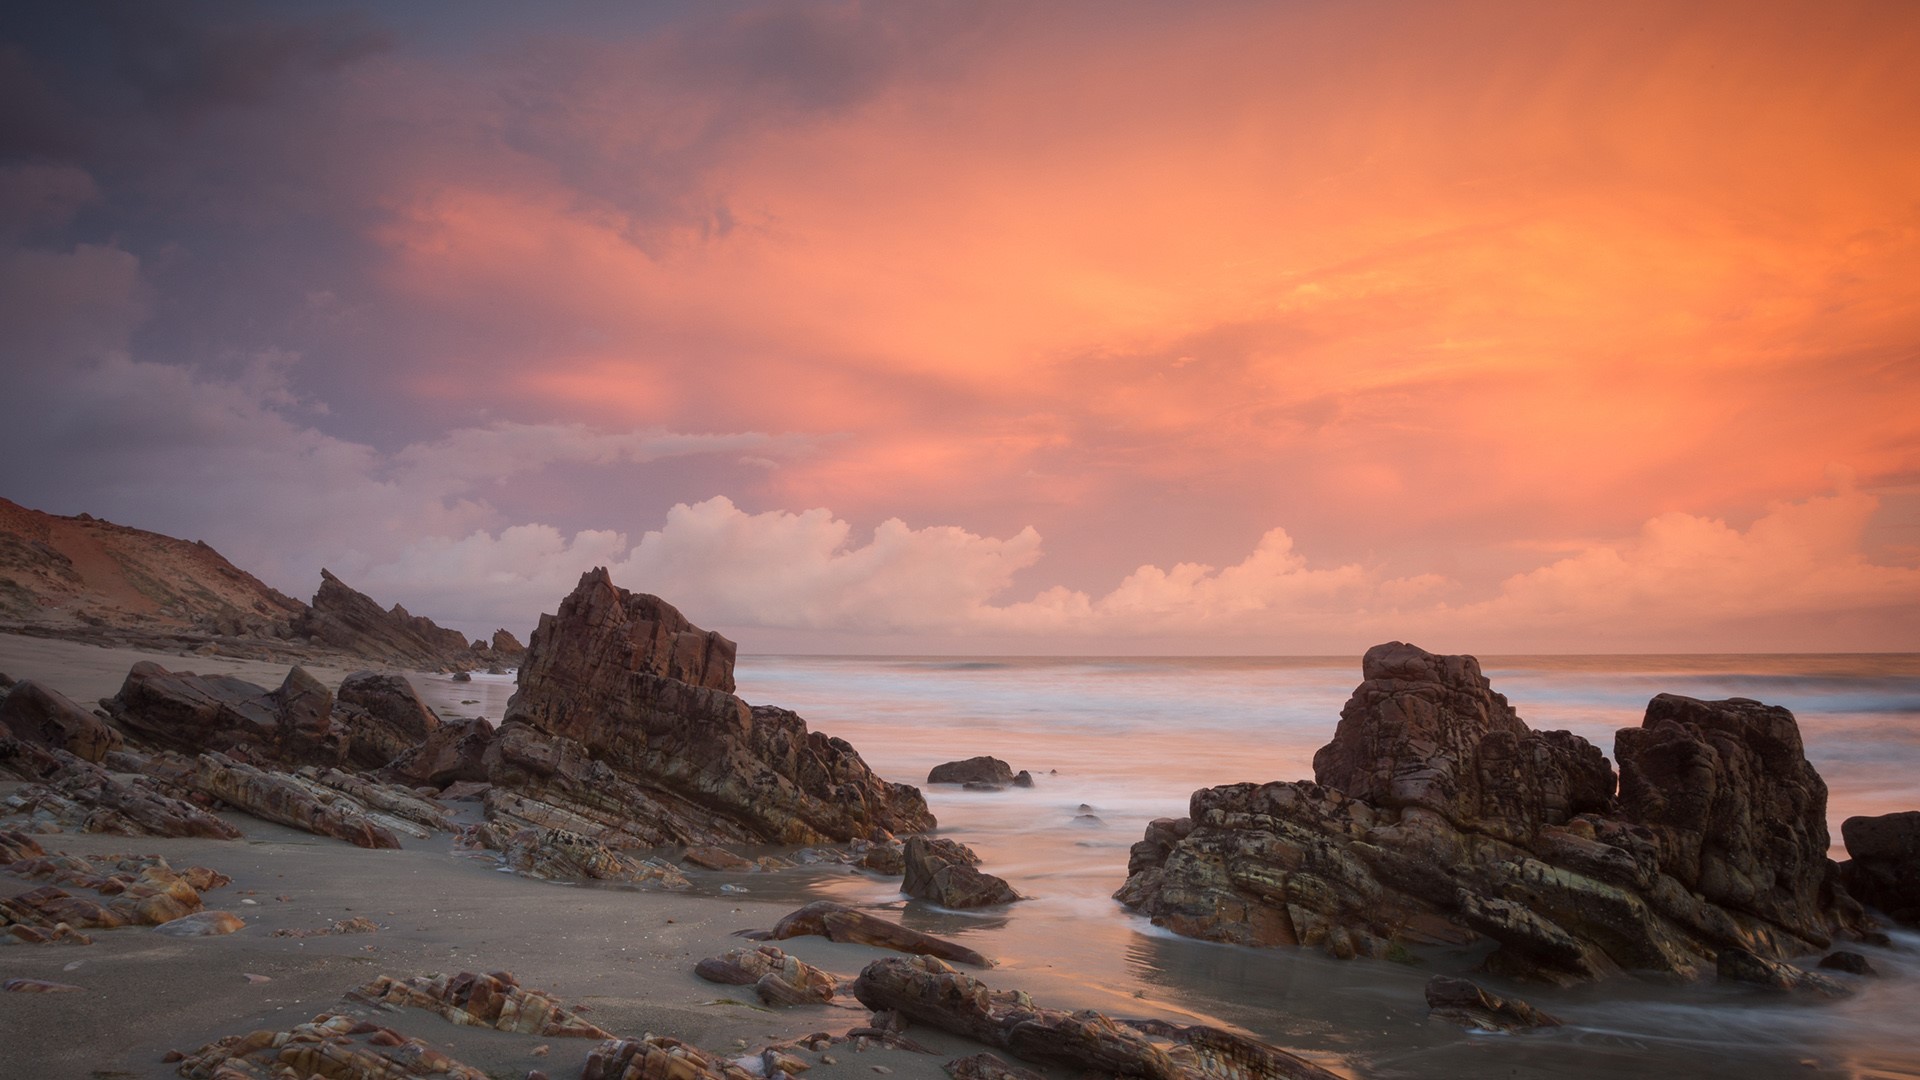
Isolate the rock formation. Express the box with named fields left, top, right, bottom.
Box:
left=1423, top=975, right=1561, bottom=1032
left=902, top=835, right=1022, bottom=908
left=483, top=568, right=933, bottom=847
left=173, top=1011, right=492, bottom=1080
left=1838, top=810, right=1920, bottom=926
left=1116, top=642, right=1866, bottom=984
left=293, top=570, right=477, bottom=670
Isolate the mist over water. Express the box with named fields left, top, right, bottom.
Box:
left=733, top=653, right=1920, bottom=1080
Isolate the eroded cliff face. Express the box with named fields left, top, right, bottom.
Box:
left=1117, top=641, right=1865, bottom=983
left=485, top=568, right=934, bottom=846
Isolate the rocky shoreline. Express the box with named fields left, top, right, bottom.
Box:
left=2, top=584, right=1916, bottom=1078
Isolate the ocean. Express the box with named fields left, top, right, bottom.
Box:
left=723, top=653, right=1920, bottom=1080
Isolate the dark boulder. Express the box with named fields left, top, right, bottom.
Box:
left=386, top=716, right=492, bottom=788
left=929, top=756, right=1016, bottom=787
left=1838, top=810, right=1920, bottom=926
left=902, top=835, right=1021, bottom=909
left=0, top=679, right=122, bottom=762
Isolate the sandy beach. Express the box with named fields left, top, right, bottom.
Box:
left=0, top=635, right=987, bottom=1080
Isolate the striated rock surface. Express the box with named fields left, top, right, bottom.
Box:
left=1716, top=946, right=1852, bottom=997
left=902, top=835, right=1022, bottom=908
left=0, top=679, right=122, bottom=762
left=694, top=944, right=838, bottom=1006
left=3, top=749, right=242, bottom=839
left=173, top=1011, right=491, bottom=1080
left=584, top=1036, right=755, bottom=1080
left=191, top=753, right=401, bottom=849
left=352, top=970, right=611, bottom=1038
left=496, top=825, right=691, bottom=887
left=853, top=955, right=1341, bottom=1080
left=1116, top=642, right=1863, bottom=983
left=485, top=569, right=933, bottom=847
left=1838, top=810, right=1920, bottom=926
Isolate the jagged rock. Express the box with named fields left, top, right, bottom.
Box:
left=498, top=826, right=690, bottom=887
left=173, top=1011, right=491, bottom=1079
left=191, top=752, right=401, bottom=849
left=694, top=945, right=838, bottom=1005
left=1617, top=694, right=1842, bottom=944
left=1839, top=810, right=1920, bottom=926
left=485, top=569, right=933, bottom=846
left=490, top=628, right=525, bottom=658
left=929, top=757, right=1015, bottom=787
left=0, top=829, right=45, bottom=862
left=1423, top=975, right=1562, bottom=1031
left=387, top=716, right=493, bottom=788
left=352, top=971, right=612, bottom=1038
left=1716, top=947, right=1852, bottom=997
left=294, top=569, right=475, bottom=669
left=153, top=910, right=245, bottom=937
left=853, top=955, right=1340, bottom=1080
left=902, top=836, right=1021, bottom=908
left=1818, top=950, right=1876, bottom=975
left=0, top=679, right=122, bottom=762
left=584, top=1036, right=755, bottom=1080
left=753, top=900, right=991, bottom=967
left=308, top=767, right=453, bottom=832
left=1116, top=642, right=1864, bottom=984
left=338, top=671, right=439, bottom=742
left=1312, top=642, right=1613, bottom=839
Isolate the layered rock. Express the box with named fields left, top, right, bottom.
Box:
left=484, top=569, right=933, bottom=846
left=752, top=900, right=991, bottom=967
left=1838, top=811, right=1920, bottom=926
left=292, top=569, right=476, bottom=670
left=352, top=970, right=611, bottom=1038
left=1116, top=642, right=1864, bottom=983
left=694, top=944, right=838, bottom=1006
left=173, top=1011, right=491, bottom=1080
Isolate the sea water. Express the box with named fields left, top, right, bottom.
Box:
left=731, top=654, right=1920, bottom=1080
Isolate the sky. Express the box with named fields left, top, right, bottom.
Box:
left=2, top=0, right=1917, bottom=655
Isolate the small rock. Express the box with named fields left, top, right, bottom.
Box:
left=2, top=978, right=83, bottom=993
left=1817, top=951, right=1877, bottom=976
left=243, top=973, right=271, bottom=984
left=154, top=911, right=247, bottom=937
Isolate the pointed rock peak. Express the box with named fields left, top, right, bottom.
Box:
left=527, top=568, right=736, bottom=695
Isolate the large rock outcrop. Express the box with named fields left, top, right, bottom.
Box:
left=0, top=679, right=123, bottom=762
left=482, top=568, right=933, bottom=846
left=1116, top=642, right=1864, bottom=983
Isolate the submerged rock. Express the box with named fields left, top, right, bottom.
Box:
left=754, top=900, right=991, bottom=968
left=1115, top=642, right=1865, bottom=983
left=484, top=569, right=933, bottom=846
left=1716, top=947, right=1852, bottom=998
left=928, top=757, right=1015, bottom=787
left=853, top=955, right=1340, bottom=1080
left=1423, top=975, right=1562, bottom=1031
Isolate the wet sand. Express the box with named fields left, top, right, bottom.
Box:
left=0, top=636, right=978, bottom=1079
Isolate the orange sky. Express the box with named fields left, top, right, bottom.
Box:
left=3, top=0, right=1917, bottom=650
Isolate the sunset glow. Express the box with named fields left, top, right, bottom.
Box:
left=2, top=1, right=1916, bottom=652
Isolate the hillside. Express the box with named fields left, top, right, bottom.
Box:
left=0, top=497, right=522, bottom=670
